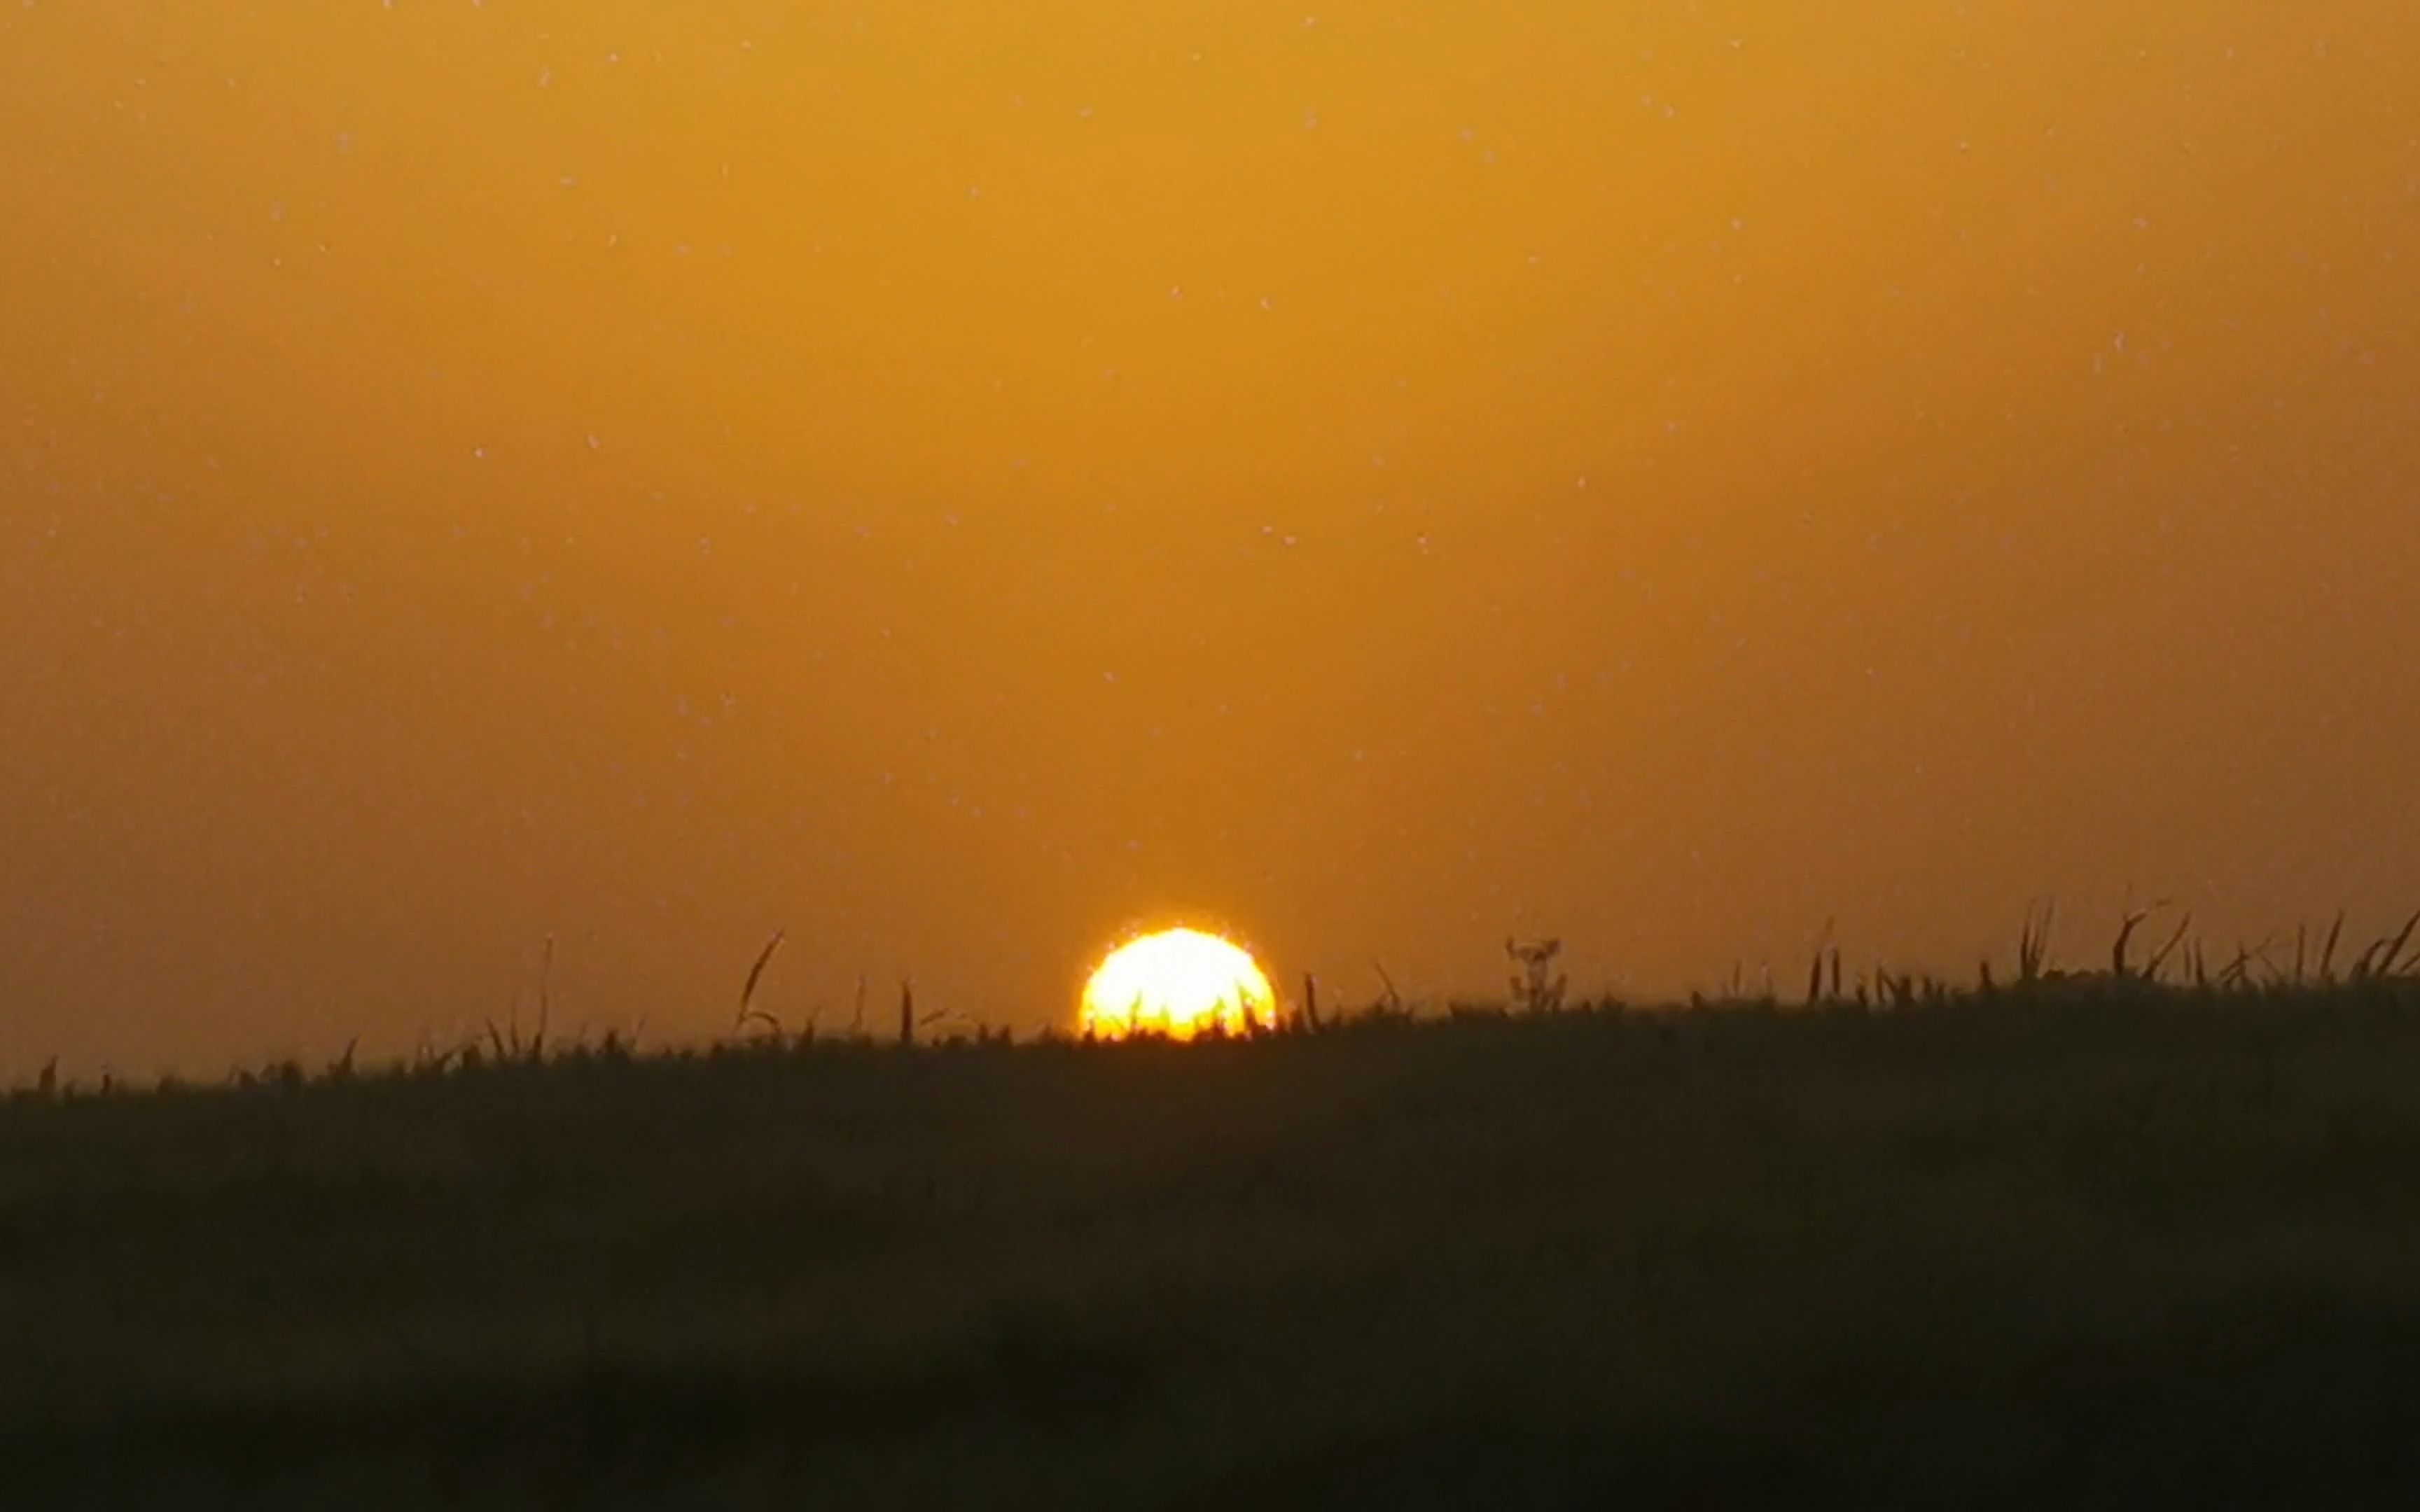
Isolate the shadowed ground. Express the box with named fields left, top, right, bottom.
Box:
left=6, top=983, right=2420, bottom=1507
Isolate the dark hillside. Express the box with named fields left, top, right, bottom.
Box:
left=7, top=984, right=2420, bottom=1507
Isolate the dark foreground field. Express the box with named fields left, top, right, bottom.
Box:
left=8, top=984, right=2420, bottom=1508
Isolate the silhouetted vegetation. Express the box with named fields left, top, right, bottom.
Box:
left=8, top=915, right=2420, bottom=1506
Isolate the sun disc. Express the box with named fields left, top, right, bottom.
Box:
left=1079, top=928, right=1276, bottom=1040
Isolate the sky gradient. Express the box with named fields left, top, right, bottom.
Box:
left=4, top=1, right=2418, bottom=1070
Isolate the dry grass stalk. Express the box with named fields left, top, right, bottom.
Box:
left=2019, top=900, right=2055, bottom=983
left=534, top=934, right=554, bottom=1060
left=2111, top=904, right=2157, bottom=979
left=1373, top=962, right=1406, bottom=1016
left=735, top=930, right=788, bottom=1037
left=2145, top=913, right=2194, bottom=982
left=2369, top=909, right=2420, bottom=981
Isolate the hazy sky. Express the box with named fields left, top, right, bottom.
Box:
left=4, top=2, right=2417, bottom=1070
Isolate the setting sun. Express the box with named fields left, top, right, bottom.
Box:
left=1079, top=929, right=1277, bottom=1041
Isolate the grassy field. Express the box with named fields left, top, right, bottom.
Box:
left=8, top=973, right=2420, bottom=1507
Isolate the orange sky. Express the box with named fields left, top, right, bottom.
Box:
left=4, top=2, right=2417, bottom=1070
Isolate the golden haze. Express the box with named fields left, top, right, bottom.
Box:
left=3, top=3, right=2417, bottom=1068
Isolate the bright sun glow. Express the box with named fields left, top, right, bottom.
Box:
left=1079, top=928, right=1277, bottom=1041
